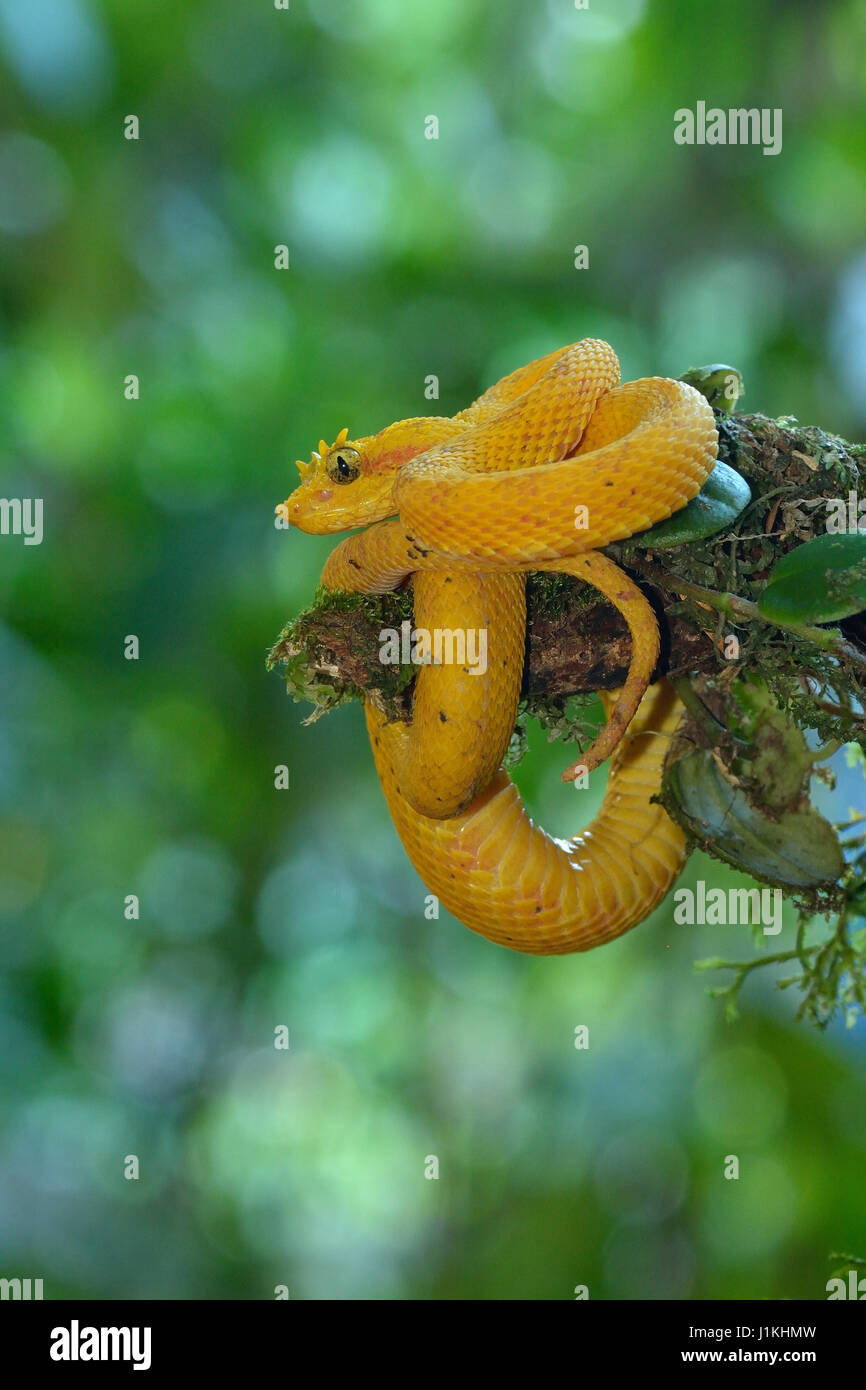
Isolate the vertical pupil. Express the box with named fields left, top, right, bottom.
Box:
left=330, top=450, right=357, bottom=481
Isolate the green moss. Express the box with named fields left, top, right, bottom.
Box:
left=267, top=585, right=416, bottom=722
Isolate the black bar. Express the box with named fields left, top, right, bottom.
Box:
left=3, top=1298, right=861, bottom=1375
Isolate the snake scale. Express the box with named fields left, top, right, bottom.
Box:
left=280, top=340, right=719, bottom=954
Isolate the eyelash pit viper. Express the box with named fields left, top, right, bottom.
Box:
left=279, top=340, right=719, bottom=954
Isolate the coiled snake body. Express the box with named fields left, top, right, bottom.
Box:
left=281, top=340, right=718, bottom=954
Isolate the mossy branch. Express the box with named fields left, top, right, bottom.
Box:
left=270, top=392, right=866, bottom=743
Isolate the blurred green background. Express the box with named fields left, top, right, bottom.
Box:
left=1, top=0, right=865, bottom=1301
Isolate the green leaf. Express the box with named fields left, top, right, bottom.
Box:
left=627, top=460, right=752, bottom=550
left=665, top=747, right=844, bottom=888
left=679, top=363, right=744, bottom=411
left=844, top=744, right=866, bottom=774
left=758, top=532, right=866, bottom=625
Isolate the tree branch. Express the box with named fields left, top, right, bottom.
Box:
left=270, top=394, right=866, bottom=728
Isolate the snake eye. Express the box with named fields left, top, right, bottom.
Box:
left=326, top=446, right=361, bottom=485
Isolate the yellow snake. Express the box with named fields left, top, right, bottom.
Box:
left=280, top=340, right=718, bottom=954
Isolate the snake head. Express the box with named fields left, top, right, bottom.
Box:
left=277, top=426, right=397, bottom=533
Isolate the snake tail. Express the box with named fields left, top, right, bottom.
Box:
left=366, top=679, right=688, bottom=955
